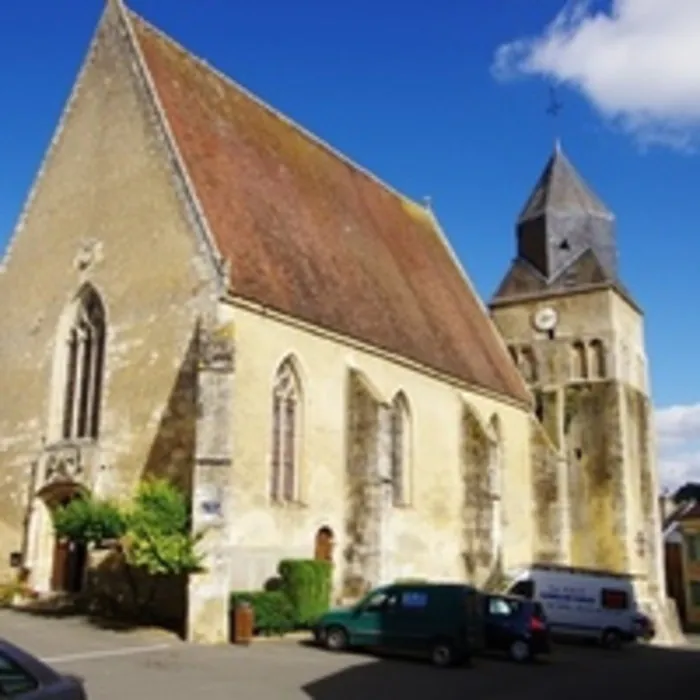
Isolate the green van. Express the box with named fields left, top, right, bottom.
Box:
left=312, top=582, right=485, bottom=667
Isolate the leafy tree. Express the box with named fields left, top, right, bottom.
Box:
left=53, top=496, right=127, bottom=544
left=122, top=479, right=202, bottom=576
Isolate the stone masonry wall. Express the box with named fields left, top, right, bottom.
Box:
left=529, top=413, right=563, bottom=563
left=227, top=302, right=536, bottom=594
left=565, top=382, right=627, bottom=572
left=342, top=371, right=380, bottom=598
left=0, top=5, right=212, bottom=580
left=625, top=386, right=660, bottom=593
left=460, top=404, right=496, bottom=586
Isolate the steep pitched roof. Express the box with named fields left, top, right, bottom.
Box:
left=122, top=10, right=529, bottom=406
left=518, top=142, right=613, bottom=224
left=663, top=499, right=700, bottom=539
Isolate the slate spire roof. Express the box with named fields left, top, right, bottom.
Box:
left=492, top=142, right=627, bottom=304
left=107, top=3, right=530, bottom=405
left=517, top=141, right=613, bottom=224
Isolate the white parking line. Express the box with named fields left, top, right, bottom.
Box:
left=42, top=643, right=172, bottom=664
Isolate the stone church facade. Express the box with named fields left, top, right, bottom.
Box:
left=0, top=1, right=669, bottom=641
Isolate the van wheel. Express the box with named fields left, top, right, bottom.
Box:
left=509, top=639, right=532, bottom=663
left=430, top=639, right=456, bottom=668
left=325, top=626, right=348, bottom=652
left=601, top=628, right=622, bottom=650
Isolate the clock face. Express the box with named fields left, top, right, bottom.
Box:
left=533, top=307, right=558, bottom=332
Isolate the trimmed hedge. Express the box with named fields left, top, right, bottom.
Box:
left=278, top=559, right=331, bottom=627
left=230, top=591, right=295, bottom=636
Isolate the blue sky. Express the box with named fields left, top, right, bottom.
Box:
left=0, top=1, right=698, bottom=487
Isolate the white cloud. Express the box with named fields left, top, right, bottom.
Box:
left=492, top=0, right=700, bottom=149
left=655, top=403, right=700, bottom=491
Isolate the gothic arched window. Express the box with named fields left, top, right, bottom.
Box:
left=270, top=358, right=302, bottom=503
left=389, top=391, right=411, bottom=507
left=61, top=285, right=106, bottom=440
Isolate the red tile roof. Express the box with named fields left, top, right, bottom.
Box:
left=128, top=12, right=530, bottom=406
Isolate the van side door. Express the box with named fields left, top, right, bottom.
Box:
left=380, top=588, right=432, bottom=654
left=350, top=587, right=399, bottom=648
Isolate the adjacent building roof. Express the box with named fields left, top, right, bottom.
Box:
left=124, top=10, right=530, bottom=405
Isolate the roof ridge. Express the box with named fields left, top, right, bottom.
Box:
left=118, top=3, right=225, bottom=290
left=518, top=146, right=614, bottom=223
left=425, top=210, right=530, bottom=401
left=127, top=9, right=429, bottom=217
left=554, top=147, right=614, bottom=220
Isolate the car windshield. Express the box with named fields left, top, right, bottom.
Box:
left=357, top=588, right=390, bottom=612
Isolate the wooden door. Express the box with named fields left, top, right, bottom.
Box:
left=51, top=539, right=69, bottom=591
left=314, top=528, right=334, bottom=563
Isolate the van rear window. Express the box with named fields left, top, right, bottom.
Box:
left=601, top=588, right=629, bottom=610
left=510, top=580, right=535, bottom=600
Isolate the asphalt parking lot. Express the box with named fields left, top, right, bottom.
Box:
left=1, top=610, right=698, bottom=699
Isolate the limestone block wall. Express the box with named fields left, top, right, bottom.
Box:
left=0, top=6, right=212, bottom=583
left=624, top=385, right=663, bottom=592
left=343, top=371, right=381, bottom=596
left=461, top=404, right=498, bottom=586
left=529, top=416, right=564, bottom=563
left=491, top=285, right=664, bottom=583
left=226, top=301, right=534, bottom=595
left=564, top=382, right=627, bottom=571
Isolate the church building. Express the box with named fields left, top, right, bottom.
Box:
left=0, top=0, right=670, bottom=642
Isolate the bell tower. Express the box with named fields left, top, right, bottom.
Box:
left=489, top=143, right=665, bottom=604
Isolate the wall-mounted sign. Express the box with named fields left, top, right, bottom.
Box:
left=9, top=552, right=22, bottom=568
left=197, top=484, right=224, bottom=524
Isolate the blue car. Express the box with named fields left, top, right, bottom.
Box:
left=0, top=637, right=87, bottom=698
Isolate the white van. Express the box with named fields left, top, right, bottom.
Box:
left=502, top=563, right=649, bottom=648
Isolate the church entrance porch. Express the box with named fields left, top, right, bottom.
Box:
left=26, top=481, right=88, bottom=596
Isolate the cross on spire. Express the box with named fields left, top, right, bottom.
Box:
left=546, top=85, right=564, bottom=149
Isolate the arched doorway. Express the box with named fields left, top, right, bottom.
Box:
left=314, top=526, right=335, bottom=563
left=33, top=483, right=88, bottom=595
left=50, top=493, right=88, bottom=594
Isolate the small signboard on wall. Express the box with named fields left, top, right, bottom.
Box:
left=9, top=552, right=22, bottom=569
left=197, top=484, right=224, bottom=525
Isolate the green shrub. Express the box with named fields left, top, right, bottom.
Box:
left=53, top=496, right=127, bottom=544
left=278, top=559, right=332, bottom=627
left=230, top=591, right=295, bottom=636
left=123, top=479, right=201, bottom=576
